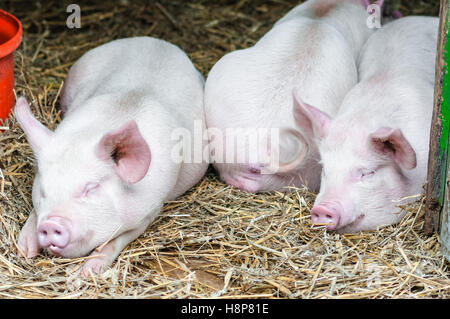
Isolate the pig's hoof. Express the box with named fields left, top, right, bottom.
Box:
left=17, top=232, right=40, bottom=258
left=80, top=256, right=111, bottom=277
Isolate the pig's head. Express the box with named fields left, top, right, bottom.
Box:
left=292, top=92, right=418, bottom=232
left=15, top=97, right=152, bottom=257
left=209, top=125, right=320, bottom=193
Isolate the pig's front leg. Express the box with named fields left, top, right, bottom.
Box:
left=17, top=211, right=40, bottom=258
left=80, top=222, right=150, bottom=276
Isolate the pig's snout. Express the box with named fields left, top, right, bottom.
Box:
left=222, top=176, right=259, bottom=193
left=311, top=204, right=341, bottom=231
left=38, top=217, right=70, bottom=253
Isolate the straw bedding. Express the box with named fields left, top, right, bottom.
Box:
left=0, top=0, right=448, bottom=298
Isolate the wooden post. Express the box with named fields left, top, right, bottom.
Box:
left=443, top=175, right=450, bottom=261
left=425, top=0, right=450, bottom=261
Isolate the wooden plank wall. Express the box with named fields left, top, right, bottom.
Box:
left=425, top=0, right=449, bottom=261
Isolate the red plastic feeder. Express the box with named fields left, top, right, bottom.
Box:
left=0, top=9, right=22, bottom=121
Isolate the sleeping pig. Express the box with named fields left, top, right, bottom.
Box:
left=15, top=37, right=208, bottom=274
left=293, top=16, right=438, bottom=232
left=204, top=0, right=380, bottom=193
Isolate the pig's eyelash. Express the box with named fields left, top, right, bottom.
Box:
left=360, top=169, right=376, bottom=179
left=82, top=182, right=100, bottom=197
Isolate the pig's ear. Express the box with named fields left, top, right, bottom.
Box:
left=14, top=97, right=53, bottom=153
left=268, top=128, right=308, bottom=174
left=96, top=120, right=151, bottom=184
left=369, top=127, right=417, bottom=170
left=292, top=90, right=331, bottom=141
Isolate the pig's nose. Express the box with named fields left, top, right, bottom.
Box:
left=222, top=176, right=243, bottom=189
left=38, top=218, right=70, bottom=250
left=311, top=205, right=340, bottom=231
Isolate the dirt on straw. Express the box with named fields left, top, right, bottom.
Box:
left=0, top=0, right=448, bottom=298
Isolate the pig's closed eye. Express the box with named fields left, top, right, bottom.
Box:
left=360, top=169, right=375, bottom=179
left=83, top=182, right=100, bottom=197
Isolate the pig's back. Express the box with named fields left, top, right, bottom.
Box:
left=61, top=37, right=204, bottom=122
left=276, top=0, right=372, bottom=60
left=342, top=16, right=438, bottom=126
left=205, top=18, right=356, bottom=130
left=358, top=16, right=438, bottom=84
left=354, top=16, right=438, bottom=136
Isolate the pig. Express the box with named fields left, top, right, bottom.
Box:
left=15, top=37, right=208, bottom=274
left=204, top=0, right=380, bottom=194
left=292, top=16, right=438, bottom=232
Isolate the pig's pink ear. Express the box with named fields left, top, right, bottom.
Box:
left=268, top=128, right=308, bottom=174
left=96, top=120, right=151, bottom=184
left=14, top=97, right=53, bottom=153
left=369, top=127, right=416, bottom=170
left=292, top=90, right=331, bottom=140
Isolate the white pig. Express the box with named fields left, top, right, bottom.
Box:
left=15, top=37, right=208, bottom=274
left=204, top=0, right=378, bottom=193
left=293, top=16, right=438, bottom=232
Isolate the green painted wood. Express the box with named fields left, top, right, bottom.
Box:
left=425, top=0, right=450, bottom=236
left=426, top=0, right=449, bottom=261
left=442, top=1, right=450, bottom=262
left=443, top=180, right=449, bottom=260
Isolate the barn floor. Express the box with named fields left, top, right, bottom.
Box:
left=0, top=0, right=448, bottom=298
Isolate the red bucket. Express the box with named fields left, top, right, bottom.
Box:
left=0, top=9, right=22, bottom=121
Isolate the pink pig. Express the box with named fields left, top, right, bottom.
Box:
left=293, top=16, right=438, bottom=232
left=204, top=0, right=378, bottom=193
left=15, top=37, right=208, bottom=274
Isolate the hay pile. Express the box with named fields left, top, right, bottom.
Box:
left=0, top=0, right=448, bottom=298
